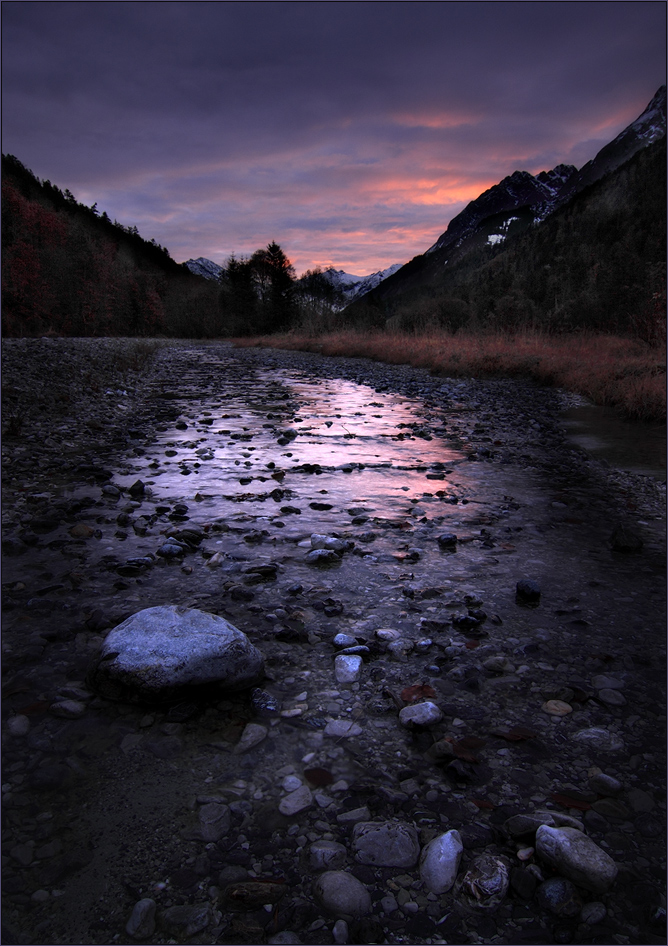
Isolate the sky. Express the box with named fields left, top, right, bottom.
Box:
left=2, top=2, right=666, bottom=276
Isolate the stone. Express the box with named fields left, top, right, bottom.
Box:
left=536, top=877, right=582, bottom=917
left=333, top=633, right=358, bottom=648
left=335, top=655, right=362, bottom=683
left=69, top=523, right=95, bottom=538
left=305, top=549, right=340, bottom=565
left=279, top=784, right=313, bottom=816
left=437, top=533, right=458, bottom=549
left=333, top=918, right=349, bottom=944
left=535, top=825, right=618, bottom=893
left=199, top=803, right=231, bottom=841
left=571, top=728, right=624, bottom=752
left=352, top=821, right=420, bottom=868
left=49, top=700, right=86, bottom=718
left=234, top=722, right=268, bottom=753
left=313, top=871, right=371, bottom=918
left=580, top=901, right=607, bottom=925
left=627, top=788, right=655, bottom=812
left=398, top=702, right=442, bottom=728
left=267, top=933, right=302, bottom=945
left=86, top=606, right=264, bottom=702
left=387, top=639, right=414, bottom=660
left=7, top=715, right=30, bottom=736
left=309, top=840, right=347, bottom=870
left=516, top=579, right=541, bottom=602
left=588, top=773, right=622, bottom=796
left=311, top=534, right=347, bottom=551
left=542, top=700, right=572, bottom=716
left=336, top=807, right=370, bottom=824
left=591, top=675, right=624, bottom=690
left=419, top=829, right=463, bottom=893
left=159, top=903, right=210, bottom=937
left=505, top=813, right=556, bottom=838
left=598, top=688, right=626, bottom=706
left=456, top=854, right=509, bottom=912
left=126, top=898, right=156, bottom=939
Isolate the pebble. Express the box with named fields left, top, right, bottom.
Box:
left=324, top=720, right=362, bottom=737
left=627, top=788, right=655, bottom=812
left=333, top=918, right=349, bottom=944
left=536, top=876, right=582, bottom=916
left=313, top=871, right=371, bottom=918
left=588, top=772, right=622, bottom=796
left=535, top=825, right=618, bottom=893
left=598, top=687, right=626, bottom=705
left=419, top=829, right=463, bottom=893
left=398, top=702, right=443, bottom=727
left=456, top=854, right=509, bottom=912
left=234, top=722, right=268, bottom=753
left=542, top=699, right=572, bottom=716
left=334, top=654, right=362, bottom=683
left=309, top=840, right=347, bottom=870
left=7, top=715, right=30, bottom=736
left=49, top=700, right=86, bottom=719
left=126, top=898, right=157, bottom=939
left=159, top=903, right=210, bottom=937
left=571, top=728, right=624, bottom=751
left=279, top=784, right=313, bottom=816
left=352, top=821, right=420, bottom=868
left=580, top=901, right=607, bottom=925
left=199, top=803, right=231, bottom=842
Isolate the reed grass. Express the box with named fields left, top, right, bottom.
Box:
left=233, top=330, right=667, bottom=423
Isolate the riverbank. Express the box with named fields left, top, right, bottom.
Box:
left=1, top=339, right=666, bottom=946
left=233, top=331, right=667, bottom=423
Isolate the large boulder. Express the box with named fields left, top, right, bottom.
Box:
left=87, top=606, right=264, bottom=703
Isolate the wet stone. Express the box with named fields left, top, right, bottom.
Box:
left=313, top=871, right=372, bottom=918
left=352, top=821, right=420, bottom=868
left=535, top=825, right=618, bottom=893
left=310, top=840, right=347, bottom=871
left=126, top=898, right=156, bottom=939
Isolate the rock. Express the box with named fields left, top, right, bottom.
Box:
left=505, top=813, right=556, bottom=838
left=335, top=655, right=362, bottom=683
left=588, top=773, right=622, bottom=796
left=542, top=699, right=572, bottom=716
left=591, top=674, right=624, bottom=690
left=234, top=722, right=268, bottom=753
left=69, top=523, right=95, bottom=538
left=126, top=899, right=156, bottom=939
left=535, top=825, right=618, bottom=893
left=571, top=728, right=624, bottom=752
left=627, top=788, right=655, bottom=812
left=387, top=639, right=414, bottom=660
left=536, top=877, right=582, bottom=917
left=311, top=534, right=347, bottom=551
left=267, top=933, right=302, bottom=945
left=510, top=867, right=537, bottom=900
left=49, top=700, right=86, bottom=718
left=333, top=918, right=349, bottom=944
left=591, top=797, right=629, bottom=820
left=333, top=633, right=358, bottom=648
left=156, top=541, right=184, bottom=559
left=516, top=579, right=541, bottom=602
left=310, top=840, right=347, bottom=871
left=437, top=533, right=458, bottom=549
left=352, top=821, right=420, bottom=868
left=86, top=606, right=264, bottom=702
left=305, top=549, right=340, bottom=565
left=336, top=807, right=371, bottom=824
left=313, top=871, right=371, bottom=918
left=580, top=901, right=607, bottom=925
left=398, top=702, right=443, bottom=728
left=598, top=688, right=626, bottom=706
left=159, top=903, right=210, bottom=937
left=199, top=803, right=231, bottom=841
left=419, top=829, right=463, bottom=893
left=282, top=775, right=302, bottom=792
left=610, top=523, right=643, bottom=552
left=456, top=854, right=509, bottom=912
left=7, top=715, right=30, bottom=736
left=250, top=688, right=281, bottom=716
left=223, top=880, right=286, bottom=908
left=279, top=784, right=313, bottom=816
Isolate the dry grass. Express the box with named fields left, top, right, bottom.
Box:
left=233, top=330, right=667, bottom=422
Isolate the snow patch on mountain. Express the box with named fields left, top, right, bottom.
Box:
left=321, top=263, right=404, bottom=303
left=184, top=257, right=223, bottom=280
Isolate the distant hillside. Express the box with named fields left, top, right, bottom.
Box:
left=345, top=88, right=666, bottom=345
left=2, top=155, right=221, bottom=337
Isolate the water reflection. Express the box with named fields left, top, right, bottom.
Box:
left=561, top=404, right=666, bottom=480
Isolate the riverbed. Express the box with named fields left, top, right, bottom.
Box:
left=1, top=339, right=666, bottom=946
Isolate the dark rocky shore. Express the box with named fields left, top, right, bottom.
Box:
left=1, top=339, right=665, bottom=946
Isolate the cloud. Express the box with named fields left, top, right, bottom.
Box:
left=2, top=1, right=665, bottom=273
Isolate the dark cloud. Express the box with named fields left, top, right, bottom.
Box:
left=2, top=1, right=665, bottom=273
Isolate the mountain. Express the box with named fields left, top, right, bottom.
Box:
left=184, top=257, right=223, bottom=280
left=320, top=263, right=404, bottom=305
left=368, top=85, right=666, bottom=304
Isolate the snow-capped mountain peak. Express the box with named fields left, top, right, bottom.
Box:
left=184, top=257, right=223, bottom=280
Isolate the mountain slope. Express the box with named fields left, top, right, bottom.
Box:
left=319, top=264, right=403, bottom=305
left=369, top=86, right=666, bottom=306
left=184, top=257, right=223, bottom=280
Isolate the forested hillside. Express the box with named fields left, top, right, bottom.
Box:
left=346, top=137, right=666, bottom=346
left=1, top=155, right=221, bottom=337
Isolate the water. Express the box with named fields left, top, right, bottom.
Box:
left=561, top=404, right=666, bottom=481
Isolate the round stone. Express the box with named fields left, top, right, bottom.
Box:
left=399, top=701, right=443, bottom=728
left=126, top=898, right=157, bottom=939
left=535, top=825, right=618, bottom=893
left=516, top=579, right=540, bottom=601
left=352, top=821, right=420, bottom=868
left=588, top=773, right=622, bottom=796
left=572, top=728, right=624, bottom=752
left=309, top=840, right=347, bottom=871
left=536, top=877, right=582, bottom=916
left=279, top=784, right=313, bottom=816
left=542, top=700, right=572, bottom=716
left=419, top=829, right=463, bottom=893
left=7, top=715, right=30, bottom=736
left=335, top=654, right=363, bottom=683
left=581, top=901, right=607, bottom=925
left=597, top=688, right=626, bottom=706
left=313, top=871, right=371, bottom=918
